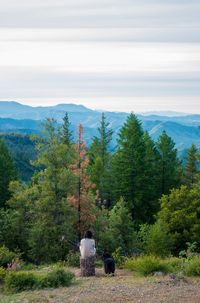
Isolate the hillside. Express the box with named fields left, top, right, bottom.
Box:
left=0, top=101, right=200, bottom=152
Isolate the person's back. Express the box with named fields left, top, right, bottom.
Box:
left=79, top=230, right=96, bottom=276
left=80, top=238, right=96, bottom=259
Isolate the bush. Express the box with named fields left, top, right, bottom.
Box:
left=112, top=247, right=126, bottom=269
left=38, top=268, right=75, bottom=288
left=0, top=267, right=7, bottom=283
left=5, top=271, right=37, bottom=292
left=145, top=221, right=172, bottom=257
left=125, top=255, right=168, bottom=276
left=162, top=257, right=185, bottom=274
left=0, top=246, right=20, bottom=268
left=184, top=256, right=200, bottom=276
left=4, top=268, right=75, bottom=293
left=65, top=251, right=80, bottom=267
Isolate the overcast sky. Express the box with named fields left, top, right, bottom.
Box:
left=0, top=0, right=200, bottom=113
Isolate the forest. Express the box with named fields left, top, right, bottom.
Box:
left=0, top=112, right=200, bottom=266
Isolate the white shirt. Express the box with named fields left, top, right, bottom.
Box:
left=79, top=238, right=96, bottom=259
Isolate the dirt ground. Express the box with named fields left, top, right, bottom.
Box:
left=1, top=268, right=200, bottom=303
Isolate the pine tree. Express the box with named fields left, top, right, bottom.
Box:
left=109, top=197, right=136, bottom=253
left=156, top=131, right=182, bottom=195
left=184, top=144, right=199, bottom=187
left=88, top=113, right=113, bottom=206
left=142, top=132, right=161, bottom=222
left=29, top=118, right=77, bottom=263
left=69, top=124, right=97, bottom=241
left=61, top=112, right=73, bottom=145
left=0, top=139, right=18, bottom=208
left=112, top=113, right=146, bottom=225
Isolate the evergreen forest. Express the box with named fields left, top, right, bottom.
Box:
left=0, top=112, right=200, bottom=265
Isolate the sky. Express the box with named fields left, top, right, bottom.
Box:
left=0, top=0, right=200, bottom=113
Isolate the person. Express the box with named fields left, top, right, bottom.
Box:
left=79, top=230, right=96, bottom=276
left=80, top=230, right=96, bottom=258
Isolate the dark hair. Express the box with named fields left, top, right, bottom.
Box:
left=84, top=230, right=93, bottom=239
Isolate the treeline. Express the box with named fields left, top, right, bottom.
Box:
left=0, top=113, right=199, bottom=263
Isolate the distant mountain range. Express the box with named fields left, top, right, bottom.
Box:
left=0, top=101, right=200, bottom=154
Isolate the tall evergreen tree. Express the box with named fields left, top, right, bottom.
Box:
left=0, top=139, right=18, bottom=208
left=88, top=113, right=113, bottom=206
left=184, top=144, right=199, bottom=187
left=156, top=131, right=182, bottom=195
left=61, top=112, right=73, bottom=145
left=112, top=113, right=146, bottom=225
left=142, top=132, right=161, bottom=221
left=29, top=118, right=77, bottom=263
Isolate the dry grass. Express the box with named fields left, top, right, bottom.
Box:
left=0, top=268, right=200, bottom=303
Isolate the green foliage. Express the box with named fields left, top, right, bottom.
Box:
left=156, top=131, right=182, bottom=195
left=109, top=197, right=137, bottom=254
left=0, top=138, right=18, bottom=208
left=179, top=242, right=198, bottom=259
left=4, top=268, right=75, bottom=293
left=61, top=112, right=73, bottom=145
left=162, top=257, right=185, bottom=274
left=184, top=144, right=199, bottom=187
left=0, top=134, right=37, bottom=182
left=112, top=247, right=126, bottom=268
left=158, top=184, right=200, bottom=254
left=184, top=256, right=200, bottom=276
left=88, top=113, right=113, bottom=206
left=38, top=268, right=75, bottom=289
left=65, top=251, right=80, bottom=268
left=5, top=271, right=37, bottom=292
left=145, top=220, right=172, bottom=257
left=0, top=246, right=20, bottom=268
left=0, top=267, right=7, bottom=283
left=125, top=255, right=168, bottom=276
left=28, top=119, right=77, bottom=263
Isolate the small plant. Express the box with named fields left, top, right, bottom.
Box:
left=0, top=246, right=20, bottom=268
left=112, top=247, right=126, bottom=269
left=163, top=257, right=185, bottom=274
left=179, top=242, right=198, bottom=260
left=125, top=255, right=168, bottom=276
left=0, top=267, right=7, bottom=283
left=65, top=251, right=80, bottom=267
left=184, top=256, right=200, bottom=276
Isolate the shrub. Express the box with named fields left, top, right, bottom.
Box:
left=4, top=268, right=75, bottom=293
left=0, top=267, right=7, bottom=283
left=145, top=221, right=172, bottom=257
left=0, top=246, right=20, bottom=268
left=163, top=257, right=185, bottom=274
left=65, top=251, right=80, bottom=267
left=38, top=268, right=75, bottom=288
left=125, top=255, right=168, bottom=276
left=112, top=247, right=126, bottom=269
left=5, top=271, right=37, bottom=292
left=184, top=256, right=200, bottom=276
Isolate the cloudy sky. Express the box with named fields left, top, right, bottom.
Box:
left=0, top=0, right=200, bottom=113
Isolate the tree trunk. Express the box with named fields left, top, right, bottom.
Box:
left=80, top=256, right=95, bottom=277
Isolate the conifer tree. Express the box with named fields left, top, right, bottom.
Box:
left=109, top=197, right=136, bottom=253
left=69, top=124, right=97, bottom=241
left=112, top=113, right=146, bottom=225
left=0, top=139, right=18, bottom=208
left=156, top=131, right=182, bottom=195
left=88, top=113, right=113, bottom=206
left=184, top=144, right=199, bottom=187
left=61, top=112, right=73, bottom=145
left=29, top=118, right=77, bottom=263
left=142, top=132, right=161, bottom=221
